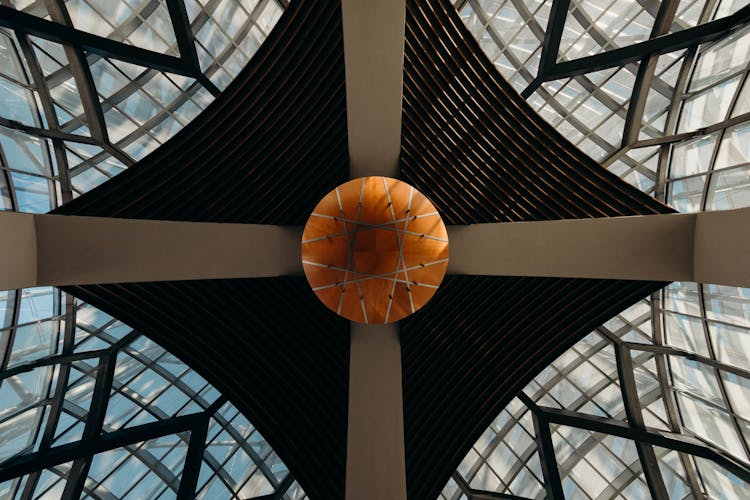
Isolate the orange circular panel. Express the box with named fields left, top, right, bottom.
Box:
left=302, top=177, right=449, bottom=323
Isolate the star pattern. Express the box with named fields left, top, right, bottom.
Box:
left=302, top=177, right=449, bottom=323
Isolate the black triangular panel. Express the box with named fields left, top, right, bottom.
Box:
left=54, top=0, right=348, bottom=224
left=66, top=278, right=349, bottom=500
left=398, top=1, right=675, bottom=498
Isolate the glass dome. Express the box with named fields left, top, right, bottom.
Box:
left=0, top=1, right=306, bottom=498
left=444, top=0, right=750, bottom=498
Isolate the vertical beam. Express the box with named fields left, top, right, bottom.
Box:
left=346, top=323, right=406, bottom=500
left=341, top=0, right=405, bottom=179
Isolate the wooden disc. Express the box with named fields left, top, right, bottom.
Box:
left=302, top=177, right=449, bottom=323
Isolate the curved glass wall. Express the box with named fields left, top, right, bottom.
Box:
left=0, top=287, right=305, bottom=499
left=0, top=0, right=284, bottom=207
left=451, top=0, right=750, bottom=498
left=0, top=1, right=303, bottom=498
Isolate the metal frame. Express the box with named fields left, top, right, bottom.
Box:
left=445, top=3, right=750, bottom=497
left=0, top=0, right=283, bottom=205
left=0, top=294, right=301, bottom=498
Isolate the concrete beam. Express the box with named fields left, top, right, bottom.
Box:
left=447, top=208, right=750, bottom=287
left=342, top=0, right=405, bottom=179
left=0, top=212, right=302, bottom=290
left=346, top=322, right=407, bottom=500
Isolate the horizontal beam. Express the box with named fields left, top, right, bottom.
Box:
left=0, top=212, right=302, bottom=290
left=447, top=208, right=750, bottom=287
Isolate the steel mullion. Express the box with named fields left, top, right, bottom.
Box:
left=0, top=288, right=22, bottom=373
left=19, top=292, right=77, bottom=499
left=0, top=348, right=103, bottom=383
left=621, top=0, right=681, bottom=148
left=523, top=333, right=611, bottom=404
left=536, top=0, right=571, bottom=78
left=652, top=289, right=704, bottom=495
left=165, top=0, right=201, bottom=74
left=270, top=472, right=295, bottom=499
left=518, top=393, right=564, bottom=500
left=626, top=341, right=750, bottom=380
left=175, top=413, right=209, bottom=499
left=699, top=69, right=750, bottom=211
left=654, top=40, right=699, bottom=201
left=0, top=412, right=204, bottom=481
left=537, top=403, right=750, bottom=484
left=697, top=283, right=750, bottom=459
left=539, top=5, right=750, bottom=82
left=466, top=0, right=539, bottom=87
left=61, top=351, right=116, bottom=498
left=193, top=0, right=272, bottom=96
left=14, top=30, right=75, bottom=205
left=615, top=343, right=670, bottom=500
left=41, top=0, right=110, bottom=149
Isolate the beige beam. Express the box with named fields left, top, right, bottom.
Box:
left=341, top=2, right=409, bottom=498
left=0, top=212, right=302, bottom=290
left=447, top=208, right=750, bottom=287
left=346, top=322, right=407, bottom=500
left=0, top=212, right=37, bottom=291
left=342, top=0, right=405, bottom=179
left=694, top=208, right=750, bottom=286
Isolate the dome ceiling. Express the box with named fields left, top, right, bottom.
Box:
left=442, top=1, right=750, bottom=499
left=0, top=0, right=749, bottom=499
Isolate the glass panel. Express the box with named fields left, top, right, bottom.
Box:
left=676, top=392, right=746, bottom=459
left=678, top=75, right=741, bottom=133
left=664, top=312, right=710, bottom=356
left=706, top=164, right=750, bottom=210
left=704, top=285, right=750, bottom=327
left=694, top=455, right=750, bottom=499
left=689, top=25, right=750, bottom=92
left=670, top=133, right=719, bottom=178
left=709, top=321, right=750, bottom=369
left=9, top=172, right=52, bottom=213
left=664, top=281, right=702, bottom=317
left=655, top=447, right=691, bottom=499
left=667, top=175, right=706, bottom=212
left=714, top=122, right=750, bottom=171
left=670, top=356, right=723, bottom=405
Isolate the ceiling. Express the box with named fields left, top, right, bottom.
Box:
left=0, top=0, right=749, bottom=499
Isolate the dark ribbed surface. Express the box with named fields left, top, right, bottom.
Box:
left=399, top=1, right=676, bottom=498
left=400, top=0, right=672, bottom=224
left=54, top=0, right=348, bottom=224
left=401, top=276, right=667, bottom=499
left=64, top=278, right=349, bottom=500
